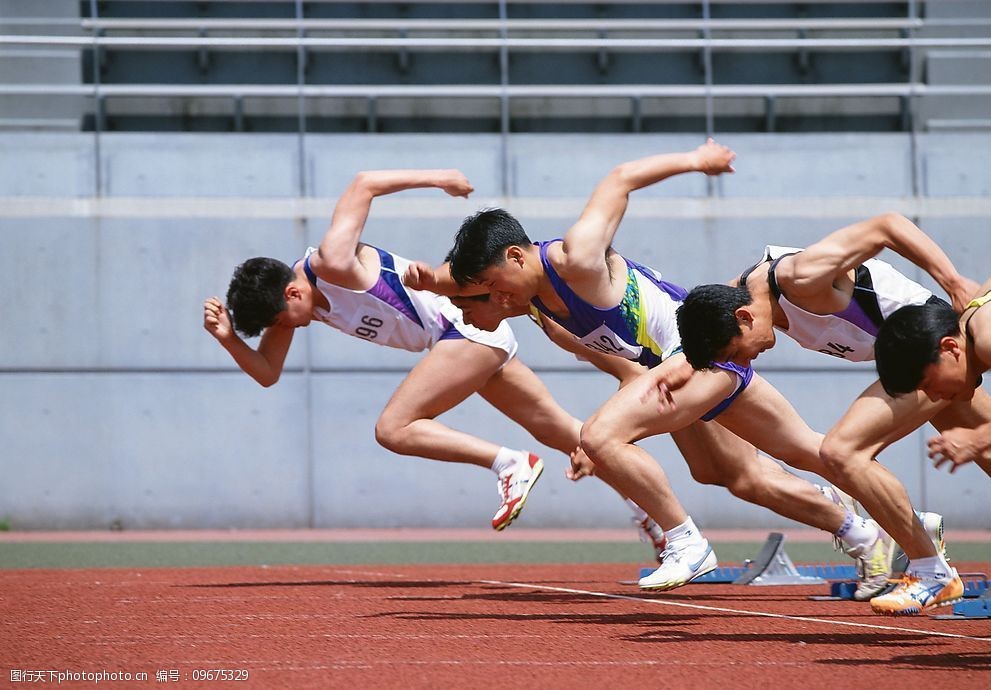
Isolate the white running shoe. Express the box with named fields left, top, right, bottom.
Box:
left=638, top=540, right=717, bottom=591
left=633, top=515, right=667, bottom=564
left=491, top=453, right=544, bottom=531
left=852, top=526, right=896, bottom=601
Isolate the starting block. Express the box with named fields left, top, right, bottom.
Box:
left=934, top=577, right=991, bottom=619
left=637, top=532, right=850, bottom=586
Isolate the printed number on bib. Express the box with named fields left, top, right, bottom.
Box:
left=580, top=323, right=642, bottom=360
left=818, top=341, right=856, bottom=359
left=349, top=313, right=393, bottom=342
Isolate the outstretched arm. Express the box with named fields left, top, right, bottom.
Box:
left=203, top=297, right=294, bottom=387
left=782, top=213, right=978, bottom=312
left=310, top=169, right=473, bottom=290
left=535, top=311, right=646, bottom=386
left=558, top=139, right=735, bottom=284
left=403, top=260, right=488, bottom=297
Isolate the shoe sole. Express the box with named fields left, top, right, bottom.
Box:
left=639, top=559, right=718, bottom=592
left=871, top=595, right=963, bottom=616
left=493, top=458, right=544, bottom=532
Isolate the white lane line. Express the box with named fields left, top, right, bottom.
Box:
left=479, top=580, right=991, bottom=643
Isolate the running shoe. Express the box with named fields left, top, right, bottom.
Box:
left=869, top=569, right=964, bottom=615
left=852, top=526, right=896, bottom=601
left=491, top=453, right=544, bottom=531
left=633, top=515, right=667, bottom=564
left=638, top=540, right=717, bottom=591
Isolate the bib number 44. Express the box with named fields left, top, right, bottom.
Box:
left=818, top=341, right=856, bottom=358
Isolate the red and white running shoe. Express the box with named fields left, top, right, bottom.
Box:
left=492, top=453, right=544, bottom=531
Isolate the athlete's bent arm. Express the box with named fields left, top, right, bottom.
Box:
left=559, top=139, right=735, bottom=284
left=203, top=296, right=294, bottom=387
left=781, top=213, right=977, bottom=311
left=311, top=169, right=473, bottom=290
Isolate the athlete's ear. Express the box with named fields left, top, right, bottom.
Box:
left=734, top=306, right=755, bottom=329
left=939, top=336, right=962, bottom=360
left=284, top=282, right=302, bottom=302
left=505, top=245, right=525, bottom=268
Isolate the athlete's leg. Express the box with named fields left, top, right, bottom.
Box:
left=818, top=380, right=947, bottom=560
left=929, top=387, right=991, bottom=478
left=478, top=356, right=667, bottom=555
left=580, top=361, right=740, bottom=531
left=715, top=374, right=827, bottom=476
left=374, top=338, right=509, bottom=466
left=672, top=419, right=846, bottom=535
left=476, top=356, right=582, bottom=455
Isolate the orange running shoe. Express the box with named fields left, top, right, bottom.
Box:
left=869, top=569, right=964, bottom=615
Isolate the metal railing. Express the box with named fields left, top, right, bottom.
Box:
left=6, top=0, right=991, bottom=196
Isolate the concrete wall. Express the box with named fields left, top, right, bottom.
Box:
left=1, top=132, right=990, bottom=530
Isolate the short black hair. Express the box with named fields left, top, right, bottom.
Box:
left=226, top=257, right=295, bottom=338
left=446, top=208, right=532, bottom=286
left=875, top=301, right=960, bottom=396
left=676, top=284, right=754, bottom=370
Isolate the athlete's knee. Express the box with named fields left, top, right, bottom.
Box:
left=722, top=471, right=762, bottom=503
left=579, top=416, right=621, bottom=465
left=374, top=413, right=409, bottom=455
left=819, top=434, right=865, bottom=482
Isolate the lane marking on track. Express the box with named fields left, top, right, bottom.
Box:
left=479, top=580, right=991, bottom=643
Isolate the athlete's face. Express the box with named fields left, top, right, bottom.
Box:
left=918, top=338, right=972, bottom=402
left=472, top=249, right=533, bottom=308
left=717, top=308, right=776, bottom=367
left=450, top=295, right=513, bottom=331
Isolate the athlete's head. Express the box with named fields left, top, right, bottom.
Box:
left=450, top=293, right=522, bottom=332
left=226, top=257, right=313, bottom=337
left=447, top=208, right=535, bottom=307
left=677, top=283, right=776, bottom=369
left=875, top=301, right=971, bottom=401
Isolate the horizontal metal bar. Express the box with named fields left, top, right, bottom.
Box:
left=79, top=18, right=927, bottom=32
left=5, top=34, right=991, bottom=51
left=4, top=83, right=991, bottom=98
left=4, top=195, right=991, bottom=221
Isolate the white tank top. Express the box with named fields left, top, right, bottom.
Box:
left=762, top=245, right=933, bottom=362
left=299, top=246, right=482, bottom=353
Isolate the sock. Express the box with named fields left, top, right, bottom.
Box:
left=626, top=499, right=665, bottom=541
left=907, top=554, right=953, bottom=579
left=665, top=517, right=703, bottom=548
left=625, top=499, right=648, bottom=522
left=491, top=447, right=524, bottom=476
left=834, top=511, right=879, bottom=555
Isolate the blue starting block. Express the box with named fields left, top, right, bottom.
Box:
left=960, top=572, right=990, bottom=598
left=637, top=533, right=854, bottom=587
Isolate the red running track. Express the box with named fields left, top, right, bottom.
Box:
left=2, top=563, right=990, bottom=689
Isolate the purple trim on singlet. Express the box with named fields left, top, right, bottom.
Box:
left=700, top=361, right=755, bottom=422
left=302, top=248, right=424, bottom=328
left=529, top=240, right=684, bottom=368
left=438, top=315, right=465, bottom=341
left=367, top=247, right=424, bottom=328
left=833, top=292, right=881, bottom=337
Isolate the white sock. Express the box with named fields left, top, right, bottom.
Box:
left=626, top=499, right=665, bottom=540
left=834, top=511, right=879, bottom=555
left=491, top=447, right=525, bottom=476
left=665, top=517, right=703, bottom=548
left=908, top=554, right=953, bottom=579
